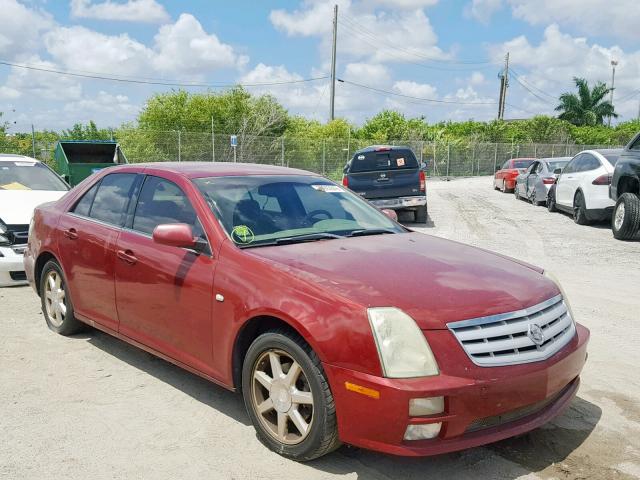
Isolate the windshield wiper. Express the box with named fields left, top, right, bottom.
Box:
left=347, top=228, right=397, bottom=237
left=274, top=232, right=343, bottom=245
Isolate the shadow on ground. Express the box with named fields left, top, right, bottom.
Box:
left=77, top=328, right=602, bottom=479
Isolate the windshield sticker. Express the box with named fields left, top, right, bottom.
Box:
left=231, top=225, right=255, bottom=244
left=311, top=184, right=342, bottom=193
left=14, top=162, right=37, bottom=167
left=0, top=182, right=31, bottom=190
left=396, top=157, right=405, bottom=167
left=357, top=154, right=365, bottom=160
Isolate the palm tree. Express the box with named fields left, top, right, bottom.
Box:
left=555, top=77, right=617, bottom=126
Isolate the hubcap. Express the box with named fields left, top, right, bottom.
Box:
left=614, top=202, right=626, bottom=230
left=44, top=271, right=66, bottom=327
left=251, top=350, right=314, bottom=445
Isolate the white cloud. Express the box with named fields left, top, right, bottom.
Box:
left=63, top=91, right=138, bottom=118
left=465, top=0, right=502, bottom=24
left=0, top=0, right=53, bottom=58
left=469, top=71, right=485, bottom=85
left=0, top=85, right=21, bottom=100
left=343, top=63, right=390, bottom=87
left=70, top=0, right=170, bottom=23
left=43, top=14, right=246, bottom=78
left=393, top=80, right=437, bottom=98
left=3, top=56, right=83, bottom=101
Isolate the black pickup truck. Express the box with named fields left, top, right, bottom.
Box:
left=610, top=132, right=640, bottom=240
left=342, top=145, right=427, bottom=223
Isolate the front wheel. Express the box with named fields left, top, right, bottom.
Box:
left=40, top=260, right=83, bottom=335
left=612, top=193, right=640, bottom=240
left=242, top=330, right=340, bottom=461
left=547, top=189, right=557, bottom=212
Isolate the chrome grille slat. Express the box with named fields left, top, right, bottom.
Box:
left=447, top=295, right=576, bottom=367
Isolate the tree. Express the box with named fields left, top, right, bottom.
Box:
left=555, top=77, right=617, bottom=126
left=61, top=121, right=112, bottom=140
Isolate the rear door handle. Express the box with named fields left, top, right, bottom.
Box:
left=117, top=249, right=138, bottom=265
left=63, top=228, right=78, bottom=240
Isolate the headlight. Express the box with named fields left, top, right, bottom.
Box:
left=543, top=270, right=575, bottom=319
left=0, top=219, right=9, bottom=246
left=368, top=307, right=439, bottom=378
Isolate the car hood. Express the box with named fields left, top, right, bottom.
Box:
left=0, top=190, right=66, bottom=224
left=249, top=232, right=558, bottom=330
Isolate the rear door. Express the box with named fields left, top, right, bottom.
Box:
left=346, top=149, right=421, bottom=199
left=57, top=172, right=139, bottom=330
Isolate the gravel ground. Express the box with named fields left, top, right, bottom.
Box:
left=1, top=175, right=639, bottom=480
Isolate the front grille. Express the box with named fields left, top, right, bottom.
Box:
left=465, top=379, right=576, bottom=433
left=447, top=294, right=576, bottom=367
left=4, top=224, right=29, bottom=246
left=9, top=271, right=27, bottom=281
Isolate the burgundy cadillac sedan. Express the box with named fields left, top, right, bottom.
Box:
left=25, top=163, right=589, bottom=461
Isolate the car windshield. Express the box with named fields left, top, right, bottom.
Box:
left=348, top=149, right=418, bottom=173
left=194, top=175, right=405, bottom=248
left=0, top=161, right=68, bottom=191
left=546, top=160, right=568, bottom=171
left=513, top=160, right=534, bottom=169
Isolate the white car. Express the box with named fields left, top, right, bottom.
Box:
left=548, top=149, right=622, bottom=224
left=0, top=154, right=69, bottom=286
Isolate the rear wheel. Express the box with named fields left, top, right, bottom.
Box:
left=612, top=193, right=640, bottom=240
left=547, top=188, right=557, bottom=212
left=573, top=191, right=590, bottom=225
left=414, top=205, right=428, bottom=223
left=242, top=330, right=340, bottom=461
left=40, top=260, right=83, bottom=335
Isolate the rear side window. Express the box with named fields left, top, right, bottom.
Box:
left=73, top=183, right=99, bottom=217
left=513, top=160, right=534, bottom=169
left=132, top=176, right=204, bottom=240
left=349, top=150, right=418, bottom=173
left=89, top=173, right=137, bottom=226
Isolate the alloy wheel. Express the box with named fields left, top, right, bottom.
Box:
left=251, top=349, right=314, bottom=445
left=614, top=201, right=626, bottom=231
left=44, top=270, right=66, bottom=328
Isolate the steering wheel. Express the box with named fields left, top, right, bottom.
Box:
left=304, top=209, right=333, bottom=224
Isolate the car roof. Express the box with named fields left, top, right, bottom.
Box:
left=581, top=148, right=624, bottom=156
left=541, top=157, right=571, bottom=162
left=0, top=154, right=41, bottom=163
left=353, top=145, right=413, bottom=154
left=509, top=157, right=536, bottom=161
left=113, top=162, right=320, bottom=179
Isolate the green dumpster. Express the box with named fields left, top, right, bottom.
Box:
left=54, top=140, right=128, bottom=186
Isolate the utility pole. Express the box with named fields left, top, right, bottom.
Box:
left=329, top=4, right=338, bottom=121
left=608, top=59, right=618, bottom=127
left=497, top=52, right=509, bottom=120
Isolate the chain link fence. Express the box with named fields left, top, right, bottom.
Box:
left=2, top=130, right=621, bottom=182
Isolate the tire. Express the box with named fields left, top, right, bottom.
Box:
left=547, top=189, right=557, bottom=212
left=500, top=180, right=507, bottom=193
left=414, top=205, right=428, bottom=223
left=573, top=191, right=590, bottom=225
left=39, top=260, right=83, bottom=335
left=242, top=330, right=340, bottom=461
left=612, top=193, right=640, bottom=240
left=514, top=186, right=520, bottom=200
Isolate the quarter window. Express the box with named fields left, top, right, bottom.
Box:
left=72, top=182, right=99, bottom=217
left=89, top=173, right=137, bottom=226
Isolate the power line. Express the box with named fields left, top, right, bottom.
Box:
left=0, top=60, right=329, bottom=88
left=509, top=69, right=558, bottom=101
left=338, top=78, right=496, bottom=105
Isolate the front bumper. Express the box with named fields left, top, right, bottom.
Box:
left=324, top=323, right=589, bottom=456
left=368, top=195, right=427, bottom=210
left=0, top=245, right=28, bottom=287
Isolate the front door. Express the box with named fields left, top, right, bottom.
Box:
left=556, top=155, right=581, bottom=207
left=57, top=172, right=138, bottom=330
left=114, top=175, right=216, bottom=374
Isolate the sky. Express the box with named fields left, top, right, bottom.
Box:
left=1, top=0, right=639, bottom=133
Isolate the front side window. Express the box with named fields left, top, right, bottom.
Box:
left=195, top=175, right=405, bottom=248
left=0, top=161, right=68, bottom=191
left=89, top=173, right=137, bottom=226
left=132, top=176, right=206, bottom=242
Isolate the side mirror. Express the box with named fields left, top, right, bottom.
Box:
left=381, top=209, right=398, bottom=221
left=420, top=161, right=427, bottom=170
left=153, top=223, right=196, bottom=249
left=553, top=168, right=562, bottom=175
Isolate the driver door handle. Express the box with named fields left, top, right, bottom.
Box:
left=117, top=249, right=138, bottom=265
left=63, top=228, right=78, bottom=240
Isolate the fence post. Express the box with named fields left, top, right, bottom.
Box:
left=551, top=144, right=555, bottom=157
left=31, top=124, right=36, bottom=158
left=280, top=137, right=285, bottom=166
left=446, top=143, right=450, bottom=177
left=493, top=143, right=498, bottom=173
left=178, top=130, right=181, bottom=162
left=534, top=144, right=537, bottom=158
left=432, top=142, right=437, bottom=176
left=471, top=144, right=476, bottom=176
left=211, top=118, right=215, bottom=162
left=322, top=139, right=326, bottom=176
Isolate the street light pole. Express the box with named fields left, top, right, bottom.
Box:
left=608, top=59, right=618, bottom=127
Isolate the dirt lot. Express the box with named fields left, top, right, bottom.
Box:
left=2, top=176, right=639, bottom=479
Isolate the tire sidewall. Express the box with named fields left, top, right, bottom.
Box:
left=573, top=191, right=588, bottom=225
left=40, top=260, right=77, bottom=335
left=612, top=193, right=640, bottom=240
left=241, top=332, right=333, bottom=460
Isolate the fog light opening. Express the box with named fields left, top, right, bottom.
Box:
left=409, top=396, right=444, bottom=417
left=404, top=423, right=442, bottom=441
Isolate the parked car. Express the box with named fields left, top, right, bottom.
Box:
left=609, top=132, right=640, bottom=240
left=0, top=154, right=69, bottom=286
left=494, top=158, right=535, bottom=192
left=547, top=149, right=621, bottom=224
left=25, top=162, right=589, bottom=461
left=342, top=145, right=427, bottom=223
left=515, top=157, right=571, bottom=205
